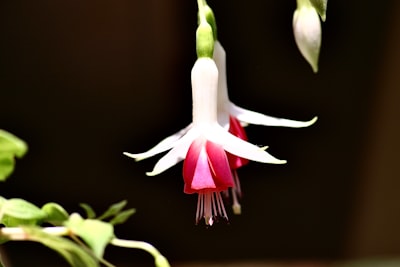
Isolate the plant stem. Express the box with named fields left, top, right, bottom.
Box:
left=0, top=226, right=68, bottom=240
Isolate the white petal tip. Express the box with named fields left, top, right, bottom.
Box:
left=145, top=171, right=158, bottom=176
left=267, top=159, right=287, bottom=164
left=302, top=116, right=318, bottom=127
left=282, top=116, right=319, bottom=128
left=123, top=152, right=145, bottom=162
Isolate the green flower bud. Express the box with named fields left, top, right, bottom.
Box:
left=196, top=21, right=214, bottom=58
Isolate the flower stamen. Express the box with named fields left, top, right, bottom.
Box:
left=196, top=192, right=228, bottom=225
left=230, top=170, right=242, bottom=215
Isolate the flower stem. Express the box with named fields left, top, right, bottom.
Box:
left=0, top=226, right=69, bottom=240
left=110, top=238, right=170, bottom=267
left=197, top=0, right=208, bottom=23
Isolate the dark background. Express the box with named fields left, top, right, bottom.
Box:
left=1, top=0, right=399, bottom=266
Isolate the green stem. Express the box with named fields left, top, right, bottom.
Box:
left=111, top=238, right=160, bottom=258
left=69, top=234, right=115, bottom=267
left=197, top=0, right=208, bottom=23
left=296, top=0, right=312, bottom=8
left=110, top=238, right=170, bottom=267
left=0, top=226, right=69, bottom=240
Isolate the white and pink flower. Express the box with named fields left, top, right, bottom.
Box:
left=125, top=57, right=285, bottom=225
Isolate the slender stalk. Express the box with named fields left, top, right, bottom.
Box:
left=69, top=234, right=116, bottom=267
left=110, top=238, right=170, bottom=267
left=197, top=0, right=208, bottom=23
left=111, top=238, right=160, bottom=258
left=0, top=226, right=69, bottom=240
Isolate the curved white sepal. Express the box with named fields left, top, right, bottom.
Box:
left=146, top=129, right=200, bottom=176
left=230, top=103, right=317, bottom=128
left=206, top=125, right=286, bottom=164
left=123, top=124, right=192, bottom=161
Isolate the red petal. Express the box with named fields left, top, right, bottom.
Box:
left=183, top=137, right=216, bottom=193
left=183, top=137, right=204, bottom=185
left=227, top=116, right=249, bottom=169
left=229, top=116, right=248, bottom=141
left=206, top=140, right=234, bottom=190
left=227, top=152, right=249, bottom=169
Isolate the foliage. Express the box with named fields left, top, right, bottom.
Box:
left=0, top=129, right=170, bottom=267
left=0, top=130, right=27, bottom=181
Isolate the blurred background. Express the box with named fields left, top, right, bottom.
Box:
left=1, top=0, right=399, bottom=266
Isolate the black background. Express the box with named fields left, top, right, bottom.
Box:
left=0, top=0, right=397, bottom=266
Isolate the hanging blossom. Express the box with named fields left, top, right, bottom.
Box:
left=213, top=40, right=317, bottom=214
left=124, top=41, right=318, bottom=221
left=124, top=57, right=286, bottom=225
left=293, top=0, right=328, bottom=73
left=125, top=41, right=317, bottom=164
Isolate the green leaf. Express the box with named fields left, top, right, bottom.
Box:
left=42, top=202, right=69, bottom=225
left=0, top=130, right=28, bottom=181
left=309, top=0, right=327, bottom=21
left=109, top=208, right=135, bottom=225
left=22, top=226, right=99, bottom=267
left=65, top=213, right=114, bottom=259
left=97, top=200, right=127, bottom=220
left=79, top=203, right=96, bottom=219
left=1, top=198, right=46, bottom=226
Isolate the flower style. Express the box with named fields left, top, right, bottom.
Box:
left=213, top=40, right=317, bottom=214
left=124, top=57, right=285, bottom=225
left=293, top=0, right=323, bottom=73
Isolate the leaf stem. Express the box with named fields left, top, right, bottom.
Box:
left=0, top=226, right=69, bottom=240
left=110, top=238, right=170, bottom=267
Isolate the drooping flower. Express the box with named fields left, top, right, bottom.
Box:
left=124, top=57, right=285, bottom=225
left=213, top=40, right=317, bottom=214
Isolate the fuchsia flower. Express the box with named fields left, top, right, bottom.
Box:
left=124, top=41, right=317, bottom=225
left=124, top=57, right=285, bottom=225
left=213, top=40, right=317, bottom=214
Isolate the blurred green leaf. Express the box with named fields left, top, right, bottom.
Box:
left=65, top=213, right=114, bottom=259
left=109, top=208, right=135, bottom=225
left=97, top=200, right=127, bottom=220
left=0, top=196, right=7, bottom=207
left=0, top=130, right=28, bottom=181
left=79, top=203, right=96, bottom=219
left=1, top=198, right=46, bottom=227
left=23, top=226, right=99, bottom=267
left=42, top=202, right=69, bottom=225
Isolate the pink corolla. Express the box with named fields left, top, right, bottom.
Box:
left=124, top=57, right=285, bottom=225
left=183, top=136, right=233, bottom=225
